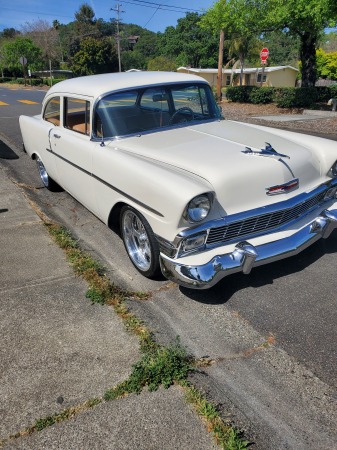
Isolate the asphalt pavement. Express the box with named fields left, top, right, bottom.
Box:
left=0, top=166, right=216, bottom=449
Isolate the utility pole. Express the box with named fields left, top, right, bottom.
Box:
left=111, top=4, right=124, bottom=72
left=217, top=29, right=224, bottom=102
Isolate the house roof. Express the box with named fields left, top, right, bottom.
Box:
left=177, top=66, right=299, bottom=75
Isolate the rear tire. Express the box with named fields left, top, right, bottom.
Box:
left=120, top=205, right=161, bottom=278
left=36, top=156, right=60, bottom=191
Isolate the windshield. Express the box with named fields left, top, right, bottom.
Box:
left=93, top=83, right=222, bottom=139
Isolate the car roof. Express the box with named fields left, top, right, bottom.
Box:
left=47, top=71, right=208, bottom=99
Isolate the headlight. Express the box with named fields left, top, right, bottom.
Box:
left=328, top=160, right=337, bottom=178
left=185, top=194, right=212, bottom=222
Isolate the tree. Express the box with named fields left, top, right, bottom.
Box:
left=200, top=0, right=279, bottom=93
left=71, top=37, right=118, bottom=75
left=1, top=28, right=20, bottom=39
left=316, top=48, right=337, bottom=80
left=320, top=31, right=337, bottom=53
left=261, top=30, right=300, bottom=67
left=280, top=0, right=337, bottom=86
left=21, top=19, right=61, bottom=67
left=202, top=0, right=337, bottom=87
left=147, top=56, right=176, bottom=71
left=1, top=37, right=43, bottom=76
left=226, top=34, right=261, bottom=85
left=74, top=3, right=96, bottom=25
left=158, top=13, right=218, bottom=68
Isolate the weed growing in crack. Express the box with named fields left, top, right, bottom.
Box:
left=104, top=337, right=193, bottom=399
left=185, top=386, right=249, bottom=450
left=44, top=223, right=147, bottom=305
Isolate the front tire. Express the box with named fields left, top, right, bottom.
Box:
left=36, top=156, right=60, bottom=191
left=120, top=206, right=160, bottom=278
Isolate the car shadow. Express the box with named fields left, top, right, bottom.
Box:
left=180, top=230, right=337, bottom=304
left=0, top=140, right=19, bottom=159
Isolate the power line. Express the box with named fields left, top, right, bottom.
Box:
left=119, top=0, right=203, bottom=14
left=143, top=6, right=161, bottom=29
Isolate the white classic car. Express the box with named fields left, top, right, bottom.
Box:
left=20, top=72, right=337, bottom=289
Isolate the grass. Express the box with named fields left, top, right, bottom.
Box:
left=4, top=220, right=249, bottom=449
left=185, top=386, right=249, bottom=450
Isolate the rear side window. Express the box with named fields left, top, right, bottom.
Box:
left=43, top=97, right=60, bottom=126
left=64, top=97, right=90, bottom=135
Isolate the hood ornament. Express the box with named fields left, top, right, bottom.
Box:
left=242, top=142, right=290, bottom=159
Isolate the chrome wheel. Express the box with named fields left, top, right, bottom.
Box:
left=121, top=206, right=160, bottom=278
left=36, top=157, right=49, bottom=188
left=36, top=156, right=60, bottom=191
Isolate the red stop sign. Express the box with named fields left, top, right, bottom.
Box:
left=260, top=47, right=269, bottom=63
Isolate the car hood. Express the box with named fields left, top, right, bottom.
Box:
left=115, top=120, right=324, bottom=215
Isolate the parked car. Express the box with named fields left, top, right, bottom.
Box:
left=20, top=72, right=337, bottom=289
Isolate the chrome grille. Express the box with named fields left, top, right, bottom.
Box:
left=207, top=191, right=326, bottom=245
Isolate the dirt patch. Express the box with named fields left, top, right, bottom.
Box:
left=221, top=100, right=337, bottom=139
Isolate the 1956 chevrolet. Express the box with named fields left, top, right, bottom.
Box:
left=19, top=72, right=337, bottom=289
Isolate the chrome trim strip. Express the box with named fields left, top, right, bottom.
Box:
left=160, top=208, right=337, bottom=289
left=46, top=148, right=164, bottom=217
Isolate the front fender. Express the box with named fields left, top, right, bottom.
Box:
left=92, top=144, right=216, bottom=242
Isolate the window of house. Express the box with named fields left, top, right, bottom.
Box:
left=257, top=74, right=267, bottom=83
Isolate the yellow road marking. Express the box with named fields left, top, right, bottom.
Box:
left=18, top=100, right=39, bottom=104
left=0, top=101, right=9, bottom=106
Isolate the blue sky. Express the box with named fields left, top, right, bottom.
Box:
left=0, top=0, right=216, bottom=33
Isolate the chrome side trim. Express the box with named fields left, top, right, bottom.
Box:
left=160, top=208, right=337, bottom=289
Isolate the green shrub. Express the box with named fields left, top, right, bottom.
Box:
left=315, top=86, right=332, bottom=102
left=225, top=86, right=254, bottom=103
left=330, top=85, right=337, bottom=98
left=274, top=87, right=318, bottom=108
left=0, top=77, right=12, bottom=83
left=250, top=87, right=274, bottom=104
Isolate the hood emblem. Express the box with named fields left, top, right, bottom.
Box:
left=266, top=178, right=299, bottom=195
left=242, top=142, right=290, bottom=159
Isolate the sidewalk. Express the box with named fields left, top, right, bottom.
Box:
left=0, top=167, right=216, bottom=449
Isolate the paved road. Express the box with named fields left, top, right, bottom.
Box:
left=1, top=86, right=336, bottom=449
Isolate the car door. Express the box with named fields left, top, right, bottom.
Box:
left=49, top=96, right=100, bottom=217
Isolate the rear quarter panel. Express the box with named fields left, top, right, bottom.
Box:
left=19, top=115, right=59, bottom=182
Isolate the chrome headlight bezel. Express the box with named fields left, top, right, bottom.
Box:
left=184, top=193, right=213, bottom=223
left=328, top=160, right=337, bottom=178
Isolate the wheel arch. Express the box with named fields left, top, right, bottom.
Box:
left=108, top=201, right=128, bottom=233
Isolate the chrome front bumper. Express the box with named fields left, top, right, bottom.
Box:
left=160, top=209, right=337, bottom=289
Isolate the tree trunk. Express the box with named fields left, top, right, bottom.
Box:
left=300, top=32, right=317, bottom=87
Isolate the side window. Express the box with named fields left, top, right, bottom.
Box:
left=43, top=97, right=60, bottom=126
left=64, top=97, right=90, bottom=135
